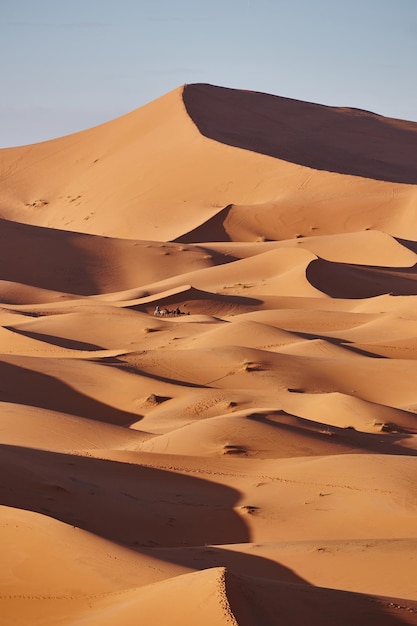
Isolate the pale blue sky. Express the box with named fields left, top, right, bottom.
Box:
left=1, top=0, right=417, bottom=147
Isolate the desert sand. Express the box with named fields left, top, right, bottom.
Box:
left=1, top=82, right=417, bottom=624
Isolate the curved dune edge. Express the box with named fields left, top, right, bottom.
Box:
left=183, top=83, right=417, bottom=184
left=0, top=84, right=417, bottom=241
left=2, top=565, right=417, bottom=626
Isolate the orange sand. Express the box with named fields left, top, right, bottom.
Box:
left=1, top=83, right=417, bottom=625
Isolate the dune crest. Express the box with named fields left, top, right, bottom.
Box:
left=183, top=83, right=417, bottom=184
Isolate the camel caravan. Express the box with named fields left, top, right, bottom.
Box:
left=154, top=305, right=190, bottom=317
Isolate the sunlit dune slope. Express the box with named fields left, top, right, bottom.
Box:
left=1, top=83, right=417, bottom=240
left=3, top=566, right=417, bottom=626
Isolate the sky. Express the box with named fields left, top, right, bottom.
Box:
left=1, top=0, right=417, bottom=147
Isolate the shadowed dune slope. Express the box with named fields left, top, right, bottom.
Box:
left=183, top=82, right=417, bottom=184
left=1, top=84, right=417, bottom=242
left=2, top=565, right=417, bottom=626
left=0, top=218, right=229, bottom=295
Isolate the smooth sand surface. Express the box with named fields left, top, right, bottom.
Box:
left=1, top=83, right=417, bottom=625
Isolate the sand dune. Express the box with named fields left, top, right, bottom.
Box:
left=183, top=83, right=417, bottom=184
left=1, top=83, right=417, bottom=624
left=4, top=566, right=417, bottom=626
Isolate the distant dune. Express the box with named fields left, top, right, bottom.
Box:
left=1, top=84, right=417, bottom=625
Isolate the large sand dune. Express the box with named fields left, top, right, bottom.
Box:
left=1, top=83, right=417, bottom=624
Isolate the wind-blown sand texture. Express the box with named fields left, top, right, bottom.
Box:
left=1, top=82, right=417, bottom=625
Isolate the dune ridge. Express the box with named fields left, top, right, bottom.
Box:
left=1, top=83, right=417, bottom=624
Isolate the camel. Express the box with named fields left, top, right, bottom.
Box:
left=153, top=306, right=189, bottom=317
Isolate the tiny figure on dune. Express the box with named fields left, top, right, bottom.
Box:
left=172, top=307, right=190, bottom=316
left=153, top=305, right=190, bottom=317
left=154, top=306, right=170, bottom=316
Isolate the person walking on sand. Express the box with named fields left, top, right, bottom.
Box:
left=154, top=305, right=160, bottom=316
